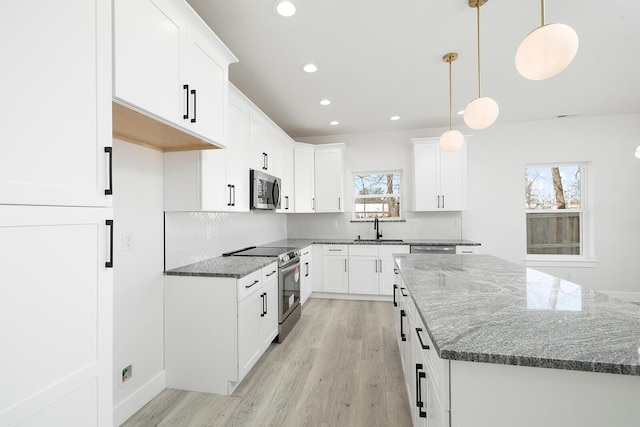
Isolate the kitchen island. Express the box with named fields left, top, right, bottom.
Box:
left=393, top=253, right=640, bottom=427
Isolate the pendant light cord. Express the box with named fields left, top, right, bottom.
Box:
left=541, top=0, right=546, bottom=26
left=476, top=5, right=481, bottom=99
left=448, top=58, right=453, bottom=130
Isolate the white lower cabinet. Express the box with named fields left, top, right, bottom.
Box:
left=0, top=206, right=113, bottom=427
left=300, top=245, right=313, bottom=304
left=322, top=245, right=349, bottom=294
left=348, top=245, right=410, bottom=295
left=164, top=262, right=278, bottom=395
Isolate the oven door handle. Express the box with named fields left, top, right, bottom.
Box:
left=279, top=260, right=300, bottom=275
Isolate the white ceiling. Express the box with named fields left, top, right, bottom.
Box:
left=187, top=0, right=640, bottom=139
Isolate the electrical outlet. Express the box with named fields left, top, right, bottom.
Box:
left=122, top=233, right=133, bottom=252
left=119, top=364, right=133, bottom=388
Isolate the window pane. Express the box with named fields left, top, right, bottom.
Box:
left=354, top=196, right=400, bottom=219
left=526, top=212, right=581, bottom=255
left=354, top=174, right=399, bottom=196
left=525, top=166, right=580, bottom=210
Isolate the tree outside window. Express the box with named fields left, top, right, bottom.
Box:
left=353, top=173, right=401, bottom=219
left=525, top=164, right=583, bottom=255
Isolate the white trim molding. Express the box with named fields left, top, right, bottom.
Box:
left=113, top=370, right=165, bottom=427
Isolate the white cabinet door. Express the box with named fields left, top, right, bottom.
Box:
left=314, top=145, right=345, bottom=213
left=249, top=112, right=275, bottom=173
left=260, top=278, right=279, bottom=349
left=276, top=137, right=295, bottom=213
left=184, top=16, right=228, bottom=146
left=0, top=206, right=113, bottom=427
left=413, top=139, right=467, bottom=211
left=0, top=0, right=111, bottom=208
left=322, top=256, right=349, bottom=293
left=294, top=144, right=315, bottom=213
left=379, top=246, right=410, bottom=296
left=237, top=290, right=262, bottom=380
left=226, top=88, right=251, bottom=211
left=348, top=256, right=380, bottom=295
left=300, top=246, right=313, bottom=305
left=113, top=0, right=183, bottom=126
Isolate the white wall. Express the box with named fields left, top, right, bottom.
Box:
left=299, top=114, right=640, bottom=298
left=112, top=139, right=165, bottom=425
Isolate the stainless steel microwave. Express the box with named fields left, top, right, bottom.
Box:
left=250, top=169, right=281, bottom=210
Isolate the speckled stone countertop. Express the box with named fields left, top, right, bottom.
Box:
left=267, top=238, right=480, bottom=247
left=164, top=256, right=275, bottom=278
left=394, top=253, right=640, bottom=376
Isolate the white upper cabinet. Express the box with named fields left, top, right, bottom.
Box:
left=314, top=144, right=345, bottom=213
left=113, top=0, right=237, bottom=147
left=0, top=0, right=112, bottom=207
left=225, top=86, right=251, bottom=211
left=294, top=144, right=316, bottom=213
left=249, top=112, right=275, bottom=173
left=276, top=136, right=295, bottom=213
left=412, top=138, right=467, bottom=211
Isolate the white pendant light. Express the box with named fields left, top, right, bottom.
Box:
left=635, top=145, right=640, bottom=159
left=516, top=0, right=579, bottom=80
left=440, top=52, right=464, bottom=152
left=464, top=0, right=499, bottom=130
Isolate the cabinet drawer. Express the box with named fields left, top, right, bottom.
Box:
left=349, top=244, right=378, bottom=256
left=378, top=245, right=410, bottom=257
left=413, top=307, right=450, bottom=411
left=262, top=262, right=278, bottom=283
left=455, top=245, right=479, bottom=254
left=323, top=245, right=348, bottom=255
left=237, top=270, right=262, bottom=302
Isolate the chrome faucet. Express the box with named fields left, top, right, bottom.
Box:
left=374, top=218, right=383, bottom=240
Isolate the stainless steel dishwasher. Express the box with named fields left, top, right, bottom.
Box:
left=410, top=245, right=456, bottom=254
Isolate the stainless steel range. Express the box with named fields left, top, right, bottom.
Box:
left=223, top=246, right=301, bottom=343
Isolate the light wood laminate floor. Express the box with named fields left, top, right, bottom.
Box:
left=122, top=298, right=412, bottom=426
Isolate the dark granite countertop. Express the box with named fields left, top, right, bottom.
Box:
left=164, top=256, right=275, bottom=278
left=394, top=253, right=640, bottom=376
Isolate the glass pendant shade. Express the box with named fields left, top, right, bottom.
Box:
left=516, top=23, right=578, bottom=80
left=439, top=130, right=464, bottom=152
left=464, top=96, right=499, bottom=130
left=635, top=145, right=640, bottom=159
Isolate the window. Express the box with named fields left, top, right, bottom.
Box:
left=353, top=172, right=401, bottom=219
left=525, top=164, right=584, bottom=256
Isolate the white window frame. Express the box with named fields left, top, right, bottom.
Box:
left=524, top=162, right=597, bottom=268
left=351, top=170, right=403, bottom=221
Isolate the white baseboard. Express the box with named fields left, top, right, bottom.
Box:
left=311, top=292, right=392, bottom=302
left=113, top=370, right=166, bottom=427
left=600, top=291, right=640, bottom=303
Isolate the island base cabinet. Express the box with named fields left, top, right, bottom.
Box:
left=449, top=360, right=640, bottom=427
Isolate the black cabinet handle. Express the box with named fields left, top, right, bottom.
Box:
left=416, top=364, right=427, bottom=418
left=305, top=262, right=309, bottom=277
left=262, top=153, right=267, bottom=170
left=442, top=194, right=445, bottom=209
left=416, top=327, right=430, bottom=350
left=264, top=292, right=268, bottom=315
left=261, top=293, right=266, bottom=317
left=400, top=309, right=407, bottom=341
left=393, top=284, right=398, bottom=307
left=338, top=197, right=341, bottom=210
left=401, top=287, right=408, bottom=297
left=232, top=185, right=236, bottom=206
left=266, top=270, right=276, bottom=277
left=190, top=89, right=197, bottom=123
left=183, top=84, right=189, bottom=119
left=285, top=196, right=289, bottom=210
left=105, top=219, right=114, bottom=268
left=437, top=195, right=440, bottom=209
left=227, top=184, right=233, bottom=206
left=265, top=153, right=269, bottom=170
left=104, top=147, right=113, bottom=196
left=245, top=279, right=259, bottom=289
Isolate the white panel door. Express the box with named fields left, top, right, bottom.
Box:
left=0, top=0, right=111, bottom=207
left=237, top=290, right=262, bottom=379
left=322, top=256, right=349, bottom=293
left=184, top=19, right=227, bottom=145
left=294, top=145, right=315, bottom=213
left=414, top=143, right=439, bottom=211
left=0, top=206, right=113, bottom=427
left=113, top=0, right=183, bottom=126
left=348, top=256, right=379, bottom=295
left=314, top=148, right=344, bottom=212
left=227, top=91, right=250, bottom=211
left=439, top=144, right=466, bottom=211
left=260, top=279, right=279, bottom=349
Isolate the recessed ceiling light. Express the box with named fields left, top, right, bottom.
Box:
left=275, top=1, right=296, bottom=17
left=303, top=63, right=318, bottom=73
left=390, top=116, right=400, bottom=121
left=330, top=121, right=339, bottom=126
left=320, top=99, right=331, bottom=106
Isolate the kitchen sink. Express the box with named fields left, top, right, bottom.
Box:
left=353, top=239, right=404, bottom=243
